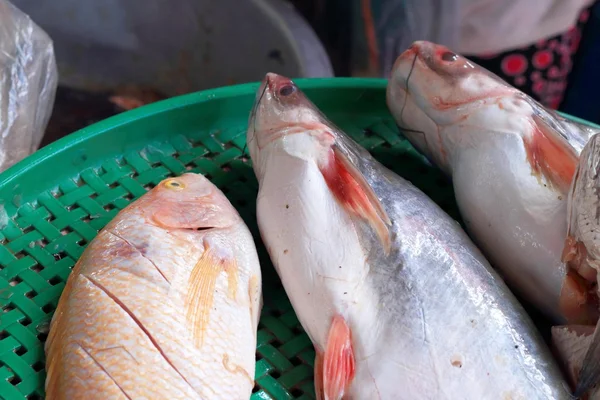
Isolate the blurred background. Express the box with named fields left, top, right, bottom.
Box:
left=4, top=0, right=600, bottom=156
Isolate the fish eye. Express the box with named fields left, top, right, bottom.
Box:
left=279, top=85, right=296, bottom=97
left=163, top=179, right=185, bottom=190
left=441, top=51, right=459, bottom=62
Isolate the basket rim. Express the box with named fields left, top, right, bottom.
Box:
left=1, top=77, right=597, bottom=187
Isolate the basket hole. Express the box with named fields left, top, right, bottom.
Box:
left=270, top=370, right=281, bottom=379
left=255, top=351, right=263, bottom=361
left=30, top=264, right=44, bottom=273
left=27, top=393, right=42, bottom=400
left=270, top=308, right=283, bottom=318
left=24, top=290, right=36, bottom=299
left=252, top=385, right=261, bottom=394
left=240, top=156, right=249, bottom=163
left=0, top=330, right=8, bottom=340
left=48, top=276, right=62, bottom=286
left=38, top=238, right=49, bottom=248
left=363, top=128, right=376, bottom=137
left=77, top=239, right=88, bottom=247
left=290, top=388, right=304, bottom=397
left=143, top=183, right=156, bottom=191
left=381, top=142, right=392, bottom=149
left=123, top=193, right=134, bottom=201
left=89, top=192, right=98, bottom=200
left=270, top=338, right=283, bottom=348
left=185, top=165, right=194, bottom=171
left=31, top=361, right=44, bottom=372
left=14, top=346, right=27, bottom=356
left=51, top=190, right=63, bottom=199
left=221, top=164, right=232, bottom=172
left=108, top=182, right=119, bottom=189
left=53, top=252, right=68, bottom=262
left=204, top=174, right=213, bottom=181
left=14, top=251, right=27, bottom=260
left=19, top=317, right=32, bottom=327
left=60, top=227, right=74, bottom=235
left=74, top=176, right=85, bottom=187
left=42, top=303, right=54, bottom=314
left=291, top=325, right=305, bottom=335
left=103, top=203, right=116, bottom=212
left=3, top=304, right=14, bottom=313
left=21, top=225, right=34, bottom=235
left=290, top=356, right=303, bottom=367
left=9, top=276, right=22, bottom=287
left=8, top=374, right=22, bottom=385
left=37, top=332, right=48, bottom=342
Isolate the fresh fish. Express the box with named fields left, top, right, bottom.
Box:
left=248, top=72, right=571, bottom=399
left=45, top=173, right=262, bottom=400
left=386, top=40, right=600, bottom=326
left=562, top=133, right=600, bottom=397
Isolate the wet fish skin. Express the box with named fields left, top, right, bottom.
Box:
left=249, top=72, right=571, bottom=399
left=386, top=40, right=600, bottom=325
left=45, top=173, right=262, bottom=400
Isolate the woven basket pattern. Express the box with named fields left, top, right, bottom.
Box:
left=0, top=100, right=457, bottom=399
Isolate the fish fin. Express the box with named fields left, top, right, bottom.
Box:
left=315, top=350, right=325, bottom=400
left=575, top=320, right=600, bottom=397
left=186, top=242, right=238, bottom=348
left=524, top=114, right=578, bottom=192
left=320, top=146, right=392, bottom=254
left=551, top=325, right=595, bottom=390
left=322, top=315, right=355, bottom=400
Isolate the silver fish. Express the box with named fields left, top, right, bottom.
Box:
left=248, top=72, right=571, bottom=399
left=386, top=40, right=600, bottom=327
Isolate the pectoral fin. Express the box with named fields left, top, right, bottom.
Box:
left=523, top=114, right=578, bottom=192
left=321, top=315, right=355, bottom=400
left=186, top=242, right=238, bottom=348
left=320, top=146, right=392, bottom=254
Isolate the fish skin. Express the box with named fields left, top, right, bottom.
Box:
left=248, top=72, right=571, bottom=399
left=386, top=40, right=600, bottom=325
left=44, top=173, right=262, bottom=400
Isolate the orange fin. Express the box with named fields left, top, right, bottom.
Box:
left=524, top=114, right=578, bottom=192
left=186, top=241, right=238, bottom=348
left=315, top=350, right=325, bottom=400
left=320, top=146, right=392, bottom=254
left=322, top=315, right=355, bottom=400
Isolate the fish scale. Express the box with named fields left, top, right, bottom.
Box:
left=44, top=173, right=262, bottom=400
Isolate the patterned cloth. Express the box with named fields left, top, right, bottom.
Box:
left=466, top=8, right=592, bottom=109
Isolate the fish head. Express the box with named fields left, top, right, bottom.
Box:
left=387, top=40, right=516, bottom=165
left=141, top=173, right=241, bottom=230
left=247, top=72, right=336, bottom=177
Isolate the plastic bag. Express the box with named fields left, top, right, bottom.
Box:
left=0, top=0, right=57, bottom=172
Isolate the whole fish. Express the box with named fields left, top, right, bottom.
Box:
left=386, top=40, right=600, bottom=327
left=248, top=72, right=570, bottom=399
left=45, top=173, right=262, bottom=400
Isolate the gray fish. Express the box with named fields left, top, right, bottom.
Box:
left=247, top=72, right=571, bottom=399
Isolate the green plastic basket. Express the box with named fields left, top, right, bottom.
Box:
left=0, top=77, right=590, bottom=400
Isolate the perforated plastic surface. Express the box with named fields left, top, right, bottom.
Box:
left=0, top=78, right=460, bottom=399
